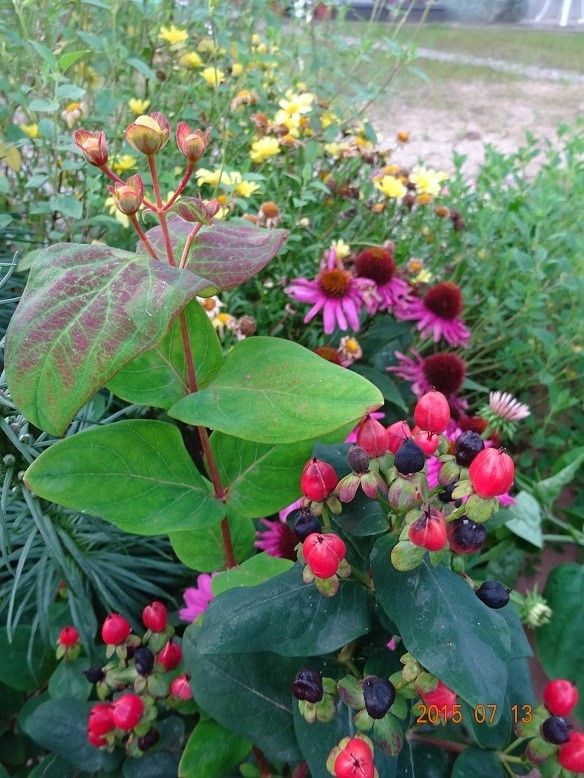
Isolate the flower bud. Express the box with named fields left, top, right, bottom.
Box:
left=176, top=122, right=211, bottom=163
left=126, top=112, right=170, bottom=155
left=109, top=174, right=144, bottom=215
left=73, top=129, right=108, bottom=167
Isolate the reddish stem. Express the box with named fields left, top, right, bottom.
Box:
left=164, top=162, right=194, bottom=211
left=253, top=747, right=272, bottom=778
left=293, top=763, right=309, bottom=778
left=148, top=155, right=176, bottom=266
left=129, top=215, right=159, bottom=260
left=179, top=223, right=202, bottom=269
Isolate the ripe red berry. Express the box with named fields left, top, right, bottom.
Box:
left=303, top=533, right=346, bottom=578
left=88, top=729, right=107, bottom=747
left=112, top=693, right=144, bottom=730
left=469, top=448, right=514, bottom=498
left=58, top=625, right=79, bottom=647
left=300, top=458, right=338, bottom=502
left=170, top=673, right=192, bottom=701
left=357, top=416, right=388, bottom=458
left=544, top=679, right=579, bottom=717
left=88, top=703, right=114, bottom=736
left=142, top=600, right=168, bottom=633
left=101, top=613, right=131, bottom=645
left=408, top=509, right=447, bottom=552
left=414, top=390, right=451, bottom=435
left=386, top=420, right=411, bottom=454
left=158, top=640, right=182, bottom=670
left=558, top=732, right=584, bottom=772
left=412, top=427, right=440, bottom=456
left=420, top=681, right=457, bottom=718
left=334, top=738, right=374, bottom=778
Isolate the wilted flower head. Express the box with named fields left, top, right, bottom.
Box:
left=61, top=101, right=84, bottom=128
left=488, top=391, right=530, bottom=422
left=255, top=517, right=297, bottom=559
left=337, top=335, right=362, bottom=367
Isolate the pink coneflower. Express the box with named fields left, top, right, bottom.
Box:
left=255, top=516, right=298, bottom=560
left=354, top=247, right=411, bottom=314
left=398, top=282, right=470, bottom=347
left=180, top=574, right=216, bottom=622
left=488, top=391, right=530, bottom=422
left=285, top=248, right=373, bottom=334
left=390, top=350, right=466, bottom=401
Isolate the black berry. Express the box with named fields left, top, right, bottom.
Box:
left=292, top=509, right=321, bottom=541
left=475, top=581, right=510, bottom=609
left=292, top=668, right=323, bottom=703
left=455, top=431, right=485, bottom=467
left=362, top=676, right=396, bottom=719
left=347, top=445, right=370, bottom=474
left=449, top=516, right=486, bottom=554
left=438, top=483, right=456, bottom=503
left=137, top=728, right=160, bottom=752
left=84, top=666, right=105, bottom=684
left=134, top=646, right=155, bottom=676
left=542, top=716, right=571, bottom=745
left=394, top=438, right=425, bottom=475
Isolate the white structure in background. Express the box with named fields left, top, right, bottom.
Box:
left=534, top=0, right=584, bottom=24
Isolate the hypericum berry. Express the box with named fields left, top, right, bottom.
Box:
left=303, top=533, right=346, bottom=578
left=84, top=666, right=106, bottom=684
left=292, top=509, right=321, bottom=541
left=88, top=730, right=107, bottom=747
left=300, top=458, right=338, bottom=502
left=386, top=420, right=411, bottom=454
left=558, top=732, right=584, bottom=773
left=347, top=445, right=370, bottom=474
left=157, top=640, right=182, bottom=670
left=112, top=693, right=144, bottom=731
left=412, top=427, right=440, bottom=456
left=394, top=438, right=425, bottom=475
left=362, top=676, right=396, bottom=719
left=544, top=680, right=579, bottom=717
left=58, top=626, right=79, bottom=647
left=408, top=509, right=447, bottom=552
left=438, top=483, right=456, bottom=503
left=88, top=703, right=114, bottom=736
left=447, top=517, right=487, bottom=554
left=170, top=673, right=192, bottom=700
left=356, top=416, right=388, bottom=458
left=541, top=716, right=571, bottom=745
left=137, top=729, right=161, bottom=752
left=413, top=390, right=451, bottom=435
left=454, top=431, right=485, bottom=467
left=293, top=668, right=323, bottom=703
left=134, top=646, right=155, bottom=676
left=469, top=448, right=514, bottom=498
left=334, top=737, right=374, bottom=778
left=142, top=600, right=168, bottom=633
left=101, top=613, right=131, bottom=645
left=475, top=581, right=510, bottom=609
left=420, top=681, right=457, bottom=718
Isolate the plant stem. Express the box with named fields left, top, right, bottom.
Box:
left=148, top=155, right=176, bottom=266
left=129, top=215, right=159, bottom=260
left=164, top=163, right=194, bottom=210
left=178, top=223, right=202, bottom=269
left=253, top=746, right=272, bottom=778
left=351, top=565, right=374, bottom=591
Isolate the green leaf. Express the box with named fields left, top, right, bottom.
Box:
left=183, top=625, right=302, bottom=763
left=178, top=719, right=251, bottom=778
left=127, top=56, right=157, bottom=80
left=351, top=365, right=407, bottom=411
left=22, top=699, right=121, bottom=772
left=452, top=748, right=505, bottom=778
left=396, top=740, right=449, bottom=777
left=25, top=420, right=224, bottom=535
left=212, top=553, right=294, bottom=596
left=536, top=450, right=584, bottom=505
left=169, top=337, right=383, bottom=444
left=333, top=490, right=389, bottom=537
left=197, top=565, right=371, bottom=657
left=48, top=658, right=91, bottom=700
left=170, top=510, right=255, bottom=571
left=371, top=536, right=510, bottom=717
left=0, top=626, right=54, bottom=691
left=28, top=41, right=58, bottom=67
left=108, top=298, right=222, bottom=409
left=5, top=243, right=215, bottom=434
left=58, top=50, right=88, bottom=72
left=293, top=697, right=351, bottom=778
left=28, top=98, right=59, bottom=112
left=28, top=754, right=78, bottom=777
left=502, top=491, right=543, bottom=548
left=49, top=194, right=83, bottom=220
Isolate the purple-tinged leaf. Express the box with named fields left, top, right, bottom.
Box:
left=5, top=243, right=215, bottom=435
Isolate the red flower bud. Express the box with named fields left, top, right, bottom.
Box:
left=544, top=679, right=579, bottom=717
left=558, top=732, right=584, bottom=772
left=126, top=112, right=170, bottom=155
left=142, top=600, right=167, bottom=633
left=170, top=673, right=192, bottom=700
left=88, top=729, right=107, bottom=747
left=58, top=625, right=80, bottom=647
left=176, top=122, right=211, bottom=163
left=386, top=420, right=411, bottom=454
left=411, top=426, right=440, bottom=456
left=112, top=693, right=144, bottom=730
left=414, top=390, right=450, bottom=434
left=469, top=448, right=514, bottom=498
left=88, top=703, right=114, bottom=736
left=73, top=129, right=108, bottom=167
left=109, top=174, right=144, bottom=215
left=158, top=640, right=182, bottom=670
left=334, top=737, right=375, bottom=778
left=356, top=415, right=388, bottom=458
left=408, top=508, right=447, bottom=552
left=303, top=532, right=346, bottom=579
left=300, top=458, right=338, bottom=502
left=101, top=613, right=131, bottom=645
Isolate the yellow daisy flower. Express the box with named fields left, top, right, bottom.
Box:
left=201, top=67, right=225, bottom=87
left=128, top=98, right=150, bottom=115
left=250, top=137, right=280, bottom=164
left=409, top=166, right=448, bottom=197
left=374, top=175, right=406, bottom=200
left=179, top=51, right=203, bottom=69
left=111, top=154, right=138, bottom=175
left=159, top=25, right=188, bottom=46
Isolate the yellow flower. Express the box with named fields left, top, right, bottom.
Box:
left=235, top=180, right=260, bottom=198
left=250, top=137, right=280, bottom=164
left=274, top=109, right=301, bottom=136
left=279, top=92, right=314, bottom=116
left=413, top=269, right=433, bottom=284
left=159, top=25, right=188, bottom=46
left=409, top=166, right=448, bottom=197
left=61, top=102, right=84, bottom=128
left=179, top=51, right=203, bottom=69
left=324, top=142, right=342, bottom=158
left=321, top=111, right=338, bottom=129
left=20, top=123, right=39, bottom=139
left=112, top=154, right=137, bottom=175
left=201, top=67, right=225, bottom=87
left=331, top=239, right=350, bottom=259
left=128, top=98, right=150, bottom=115
left=196, top=168, right=229, bottom=187
left=213, top=311, right=236, bottom=337
left=374, top=175, right=406, bottom=200
left=105, top=196, right=130, bottom=228
left=231, top=62, right=243, bottom=76
left=251, top=33, right=261, bottom=45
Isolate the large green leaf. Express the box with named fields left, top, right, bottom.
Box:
left=170, top=509, right=255, bottom=572
left=371, top=536, right=511, bottom=717
left=169, top=337, right=383, bottom=444
left=178, top=719, right=251, bottom=778
left=5, top=243, right=214, bottom=434
left=452, top=748, right=505, bottom=778
left=536, top=450, right=584, bottom=506
left=212, top=553, right=294, bottom=596
left=25, top=420, right=224, bottom=535
left=197, top=564, right=371, bottom=656
left=0, top=626, right=54, bottom=691
left=183, top=625, right=302, bottom=763
left=396, top=741, right=450, bottom=778
left=48, top=658, right=91, bottom=700
left=108, top=298, right=223, bottom=409
left=502, top=491, right=543, bottom=548
left=123, top=717, right=184, bottom=778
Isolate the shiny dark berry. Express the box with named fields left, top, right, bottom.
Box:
left=347, top=445, right=370, bottom=474
left=292, top=509, right=321, bottom=541
left=83, top=666, right=105, bottom=684
left=134, top=646, right=155, bottom=676
left=542, top=716, right=571, bottom=745
left=448, top=516, right=487, bottom=554
left=455, top=431, right=485, bottom=467
left=394, top=438, right=425, bottom=475
left=292, top=668, right=323, bottom=703
left=362, top=676, right=396, bottom=720
left=438, top=483, right=456, bottom=503
left=475, top=581, right=510, bottom=609
left=137, top=728, right=160, bottom=752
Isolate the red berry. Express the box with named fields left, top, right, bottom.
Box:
left=544, top=679, right=579, bottom=717
left=303, top=533, right=346, bottom=578
left=420, top=681, right=457, bottom=718
left=88, top=703, right=114, bottom=736
left=170, top=673, right=192, bottom=700
left=408, top=509, right=447, bottom=552
left=112, top=693, right=144, bottom=730
left=334, top=738, right=374, bottom=778
left=101, top=613, right=131, bottom=645
left=88, top=729, right=107, bottom=747
left=158, top=641, right=182, bottom=670
left=414, top=390, right=451, bottom=434
left=300, top=458, right=338, bottom=502
left=386, top=420, right=411, bottom=454
left=558, top=732, right=584, bottom=772
left=142, top=601, right=167, bottom=633
left=357, top=416, right=388, bottom=458
left=412, top=427, right=440, bottom=456
left=469, top=448, right=514, bottom=498
left=58, top=625, right=79, bottom=647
